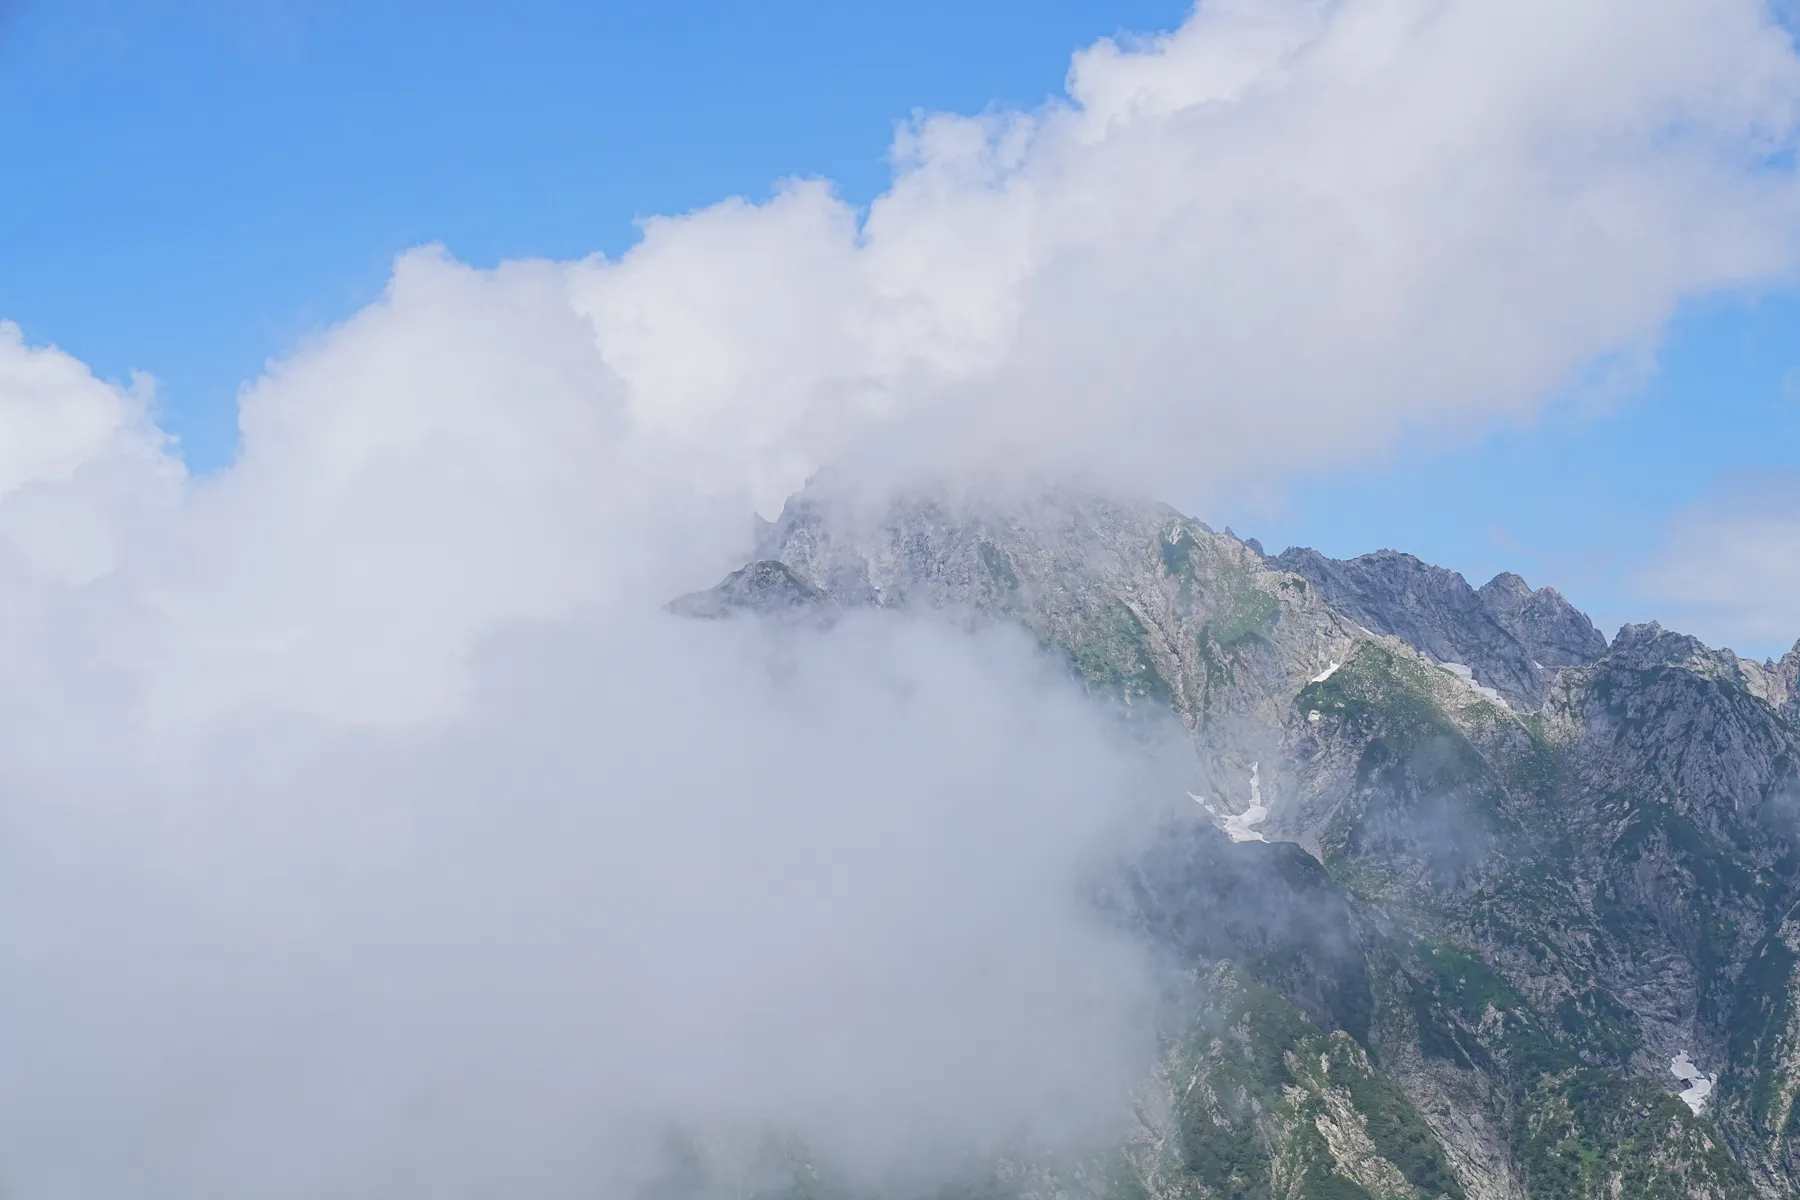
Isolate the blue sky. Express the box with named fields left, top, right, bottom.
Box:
left=5, top=0, right=1799, bottom=654
left=0, top=0, right=1186, bottom=467
left=1208, top=292, right=1800, bottom=650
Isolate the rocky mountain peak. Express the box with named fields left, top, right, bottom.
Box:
left=1608, top=620, right=1715, bottom=668
left=1478, top=571, right=1607, bottom=665
left=1768, top=638, right=1800, bottom=721
left=1475, top=569, right=1533, bottom=610
left=1604, top=619, right=1787, bottom=700
left=1270, top=546, right=1605, bottom=709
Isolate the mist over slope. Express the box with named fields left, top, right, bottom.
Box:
left=0, top=0, right=1797, bottom=1195
left=0, top=607, right=1181, bottom=1198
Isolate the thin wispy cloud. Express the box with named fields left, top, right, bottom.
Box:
left=1639, top=468, right=1800, bottom=655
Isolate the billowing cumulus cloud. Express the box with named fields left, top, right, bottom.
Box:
left=0, top=0, right=1798, bottom=1195
left=569, top=0, right=1800, bottom=513
left=0, top=225, right=1173, bottom=1200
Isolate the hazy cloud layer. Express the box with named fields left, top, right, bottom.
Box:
left=1, top=0, right=1798, bottom=1194
left=0, top=613, right=1166, bottom=1198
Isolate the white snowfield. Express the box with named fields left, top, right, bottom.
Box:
left=1670, top=1052, right=1715, bottom=1114
left=1192, top=763, right=1270, bottom=843
left=1438, top=660, right=1505, bottom=705
left=1310, top=660, right=1341, bottom=684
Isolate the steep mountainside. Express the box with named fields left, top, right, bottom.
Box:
left=672, top=485, right=1800, bottom=1200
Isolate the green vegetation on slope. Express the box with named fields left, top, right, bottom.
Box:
left=1515, top=1070, right=1753, bottom=1199
left=1159, top=965, right=1464, bottom=1200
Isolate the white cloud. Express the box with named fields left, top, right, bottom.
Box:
left=0, top=249, right=1170, bottom=1200
left=0, top=613, right=1165, bottom=1198
left=0, top=322, right=143, bottom=498
left=1638, top=469, right=1800, bottom=655
left=0, top=322, right=179, bottom=584
left=0, top=0, right=1798, bottom=1193
left=566, top=0, right=1800, bottom=512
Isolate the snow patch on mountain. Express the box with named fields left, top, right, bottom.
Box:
left=1670, top=1052, right=1715, bottom=1114
left=1438, top=660, right=1505, bottom=706
left=1193, top=763, right=1270, bottom=844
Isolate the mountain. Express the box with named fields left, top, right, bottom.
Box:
left=671, top=485, right=1800, bottom=1200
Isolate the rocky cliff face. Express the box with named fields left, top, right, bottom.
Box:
left=671, top=485, right=1800, bottom=1200
left=1268, top=548, right=1606, bottom=710
left=1764, top=640, right=1800, bottom=721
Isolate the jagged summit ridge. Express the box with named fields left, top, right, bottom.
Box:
left=1269, top=546, right=1606, bottom=708
left=1602, top=622, right=1800, bottom=716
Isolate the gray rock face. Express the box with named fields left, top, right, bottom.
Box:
left=1607, top=619, right=1746, bottom=676
left=1479, top=570, right=1611, bottom=668
left=1549, top=630, right=1800, bottom=1034
left=1531, top=635, right=1800, bottom=1196
left=1271, top=547, right=1605, bottom=708
left=1606, top=621, right=1800, bottom=717
left=1766, top=639, right=1800, bottom=721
